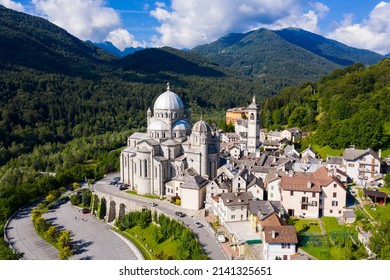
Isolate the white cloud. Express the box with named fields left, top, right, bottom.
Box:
left=309, top=1, right=329, bottom=19
left=31, top=0, right=121, bottom=42
left=259, top=5, right=325, bottom=33
left=105, top=28, right=146, bottom=50
left=150, top=0, right=330, bottom=49
left=0, top=0, right=24, bottom=11
left=327, top=1, right=390, bottom=55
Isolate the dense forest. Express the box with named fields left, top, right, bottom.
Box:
left=1, top=5, right=390, bottom=259
left=261, top=59, right=390, bottom=151
left=0, top=6, right=271, bottom=165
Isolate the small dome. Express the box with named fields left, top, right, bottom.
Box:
left=173, top=120, right=190, bottom=131
left=148, top=120, right=168, bottom=131
left=192, top=119, right=212, bottom=133
left=154, top=89, right=184, bottom=111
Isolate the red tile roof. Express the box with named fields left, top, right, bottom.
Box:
left=280, top=166, right=334, bottom=192
left=263, top=226, right=298, bottom=244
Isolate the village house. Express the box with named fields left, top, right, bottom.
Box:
left=213, top=191, right=253, bottom=223
left=283, top=144, right=300, bottom=158
left=281, top=127, right=302, bottom=143
left=343, top=148, right=381, bottom=185
left=262, top=225, right=298, bottom=260
left=248, top=200, right=277, bottom=233
left=258, top=213, right=297, bottom=260
left=205, top=168, right=234, bottom=204
left=280, top=167, right=347, bottom=218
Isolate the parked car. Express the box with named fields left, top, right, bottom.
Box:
left=175, top=211, right=185, bottom=217
left=148, top=202, right=157, bottom=207
left=217, top=234, right=226, bottom=243
left=81, top=208, right=90, bottom=214
left=194, top=221, right=203, bottom=228
left=119, top=185, right=128, bottom=190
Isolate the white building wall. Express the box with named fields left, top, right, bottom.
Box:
left=281, top=189, right=319, bottom=218
left=321, top=182, right=346, bottom=217
left=264, top=243, right=296, bottom=260
left=267, top=179, right=281, bottom=202
left=248, top=185, right=264, bottom=200
left=223, top=204, right=248, bottom=222
left=181, top=188, right=203, bottom=210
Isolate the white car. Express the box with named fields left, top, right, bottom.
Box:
left=194, top=221, right=203, bottom=228
left=217, top=234, right=226, bottom=243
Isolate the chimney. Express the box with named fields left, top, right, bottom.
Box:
left=271, top=230, right=276, bottom=239
left=307, top=181, right=312, bottom=189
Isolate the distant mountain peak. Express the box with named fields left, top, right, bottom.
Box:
left=89, top=41, right=145, bottom=57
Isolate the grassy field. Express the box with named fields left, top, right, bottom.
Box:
left=292, top=218, right=322, bottom=234
left=311, top=144, right=343, bottom=160
left=297, top=216, right=368, bottom=260
left=364, top=202, right=390, bottom=220
left=124, top=224, right=179, bottom=260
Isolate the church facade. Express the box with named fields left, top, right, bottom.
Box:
left=120, top=84, right=220, bottom=208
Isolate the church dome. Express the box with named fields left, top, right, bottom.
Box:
left=192, top=119, right=212, bottom=133
left=148, top=119, right=168, bottom=131
left=173, top=120, right=190, bottom=131
left=154, top=84, right=184, bottom=110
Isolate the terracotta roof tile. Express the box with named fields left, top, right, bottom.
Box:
left=263, top=225, right=298, bottom=244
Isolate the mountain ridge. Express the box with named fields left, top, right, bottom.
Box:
left=192, top=27, right=384, bottom=86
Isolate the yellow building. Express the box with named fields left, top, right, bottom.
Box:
left=225, top=107, right=248, bottom=124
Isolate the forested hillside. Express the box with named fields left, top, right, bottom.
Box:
left=193, top=28, right=384, bottom=89
left=0, top=6, right=267, bottom=165
left=261, top=59, right=390, bottom=151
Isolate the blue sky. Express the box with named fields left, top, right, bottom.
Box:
left=2, top=0, right=390, bottom=54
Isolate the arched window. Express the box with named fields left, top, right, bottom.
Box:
left=144, top=160, right=148, bottom=178
left=250, top=113, right=254, bottom=120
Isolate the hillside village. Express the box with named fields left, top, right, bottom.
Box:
left=119, top=86, right=389, bottom=261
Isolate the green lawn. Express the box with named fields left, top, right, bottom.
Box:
left=125, top=225, right=179, bottom=260
left=125, top=190, right=162, bottom=200
left=364, top=203, right=390, bottom=220
left=321, top=217, right=347, bottom=233
left=294, top=218, right=330, bottom=260
left=311, top=144, right=343, bottom=160
left=292, top=218, right=322, bottom=234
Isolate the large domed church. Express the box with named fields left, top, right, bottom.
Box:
left=120, top=84, right=220, bottom=209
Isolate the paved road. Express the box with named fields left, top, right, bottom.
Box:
left=6, top=202, right=58, bottom=260
left=6, top=200, right=141, bottom=260
left=43, top=202, right=139, bottom=260
left=94, top=174, right=228, bottom=260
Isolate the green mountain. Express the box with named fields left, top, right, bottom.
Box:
left=193, top=28, right=384, bottom=87
left=274, top=28, right=383, bottom=66
left=0, top=5, right=266, bottom=165
left=261, top=59, right=390, bottom=151
left=0, top=5, right=114, bottom=75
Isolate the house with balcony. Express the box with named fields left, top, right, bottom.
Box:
left=343, top=148, right=381, bottom=185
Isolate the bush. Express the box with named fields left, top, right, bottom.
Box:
left=70, top=194, right=82, bottom=206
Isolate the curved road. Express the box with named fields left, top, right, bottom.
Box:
left=6, top=174, right=228, bottom=260
left=94, top=174, right=228, bottom=260
left=6, top=200, right=140, bottom=260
